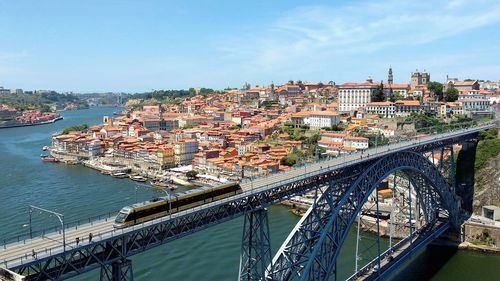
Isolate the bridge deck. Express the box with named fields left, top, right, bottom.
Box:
left=0, top=123, right=495, bottom=270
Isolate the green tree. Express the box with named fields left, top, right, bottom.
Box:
left=283, top=153, right=299, bottom=166
left=480, top=128, right=499, bottom=140
left=371, top=82, right=385, bottom=102
left=186, top=170, right=198, bottom=179
left=62, top=124, right=88, bottom=134
left=41, top=104, right=51, bottom=113
left=444, top=87, right=459, bottom=102
left=427, top=81, right=444, bottom=100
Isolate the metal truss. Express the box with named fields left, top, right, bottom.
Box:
left=100, top=259, right=133, bottom=281
left=267, top=151, right=458, bottom=281
left=239, top=209, right=272, bottom=281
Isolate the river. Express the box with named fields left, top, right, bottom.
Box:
left=0, top=107, right=498, bottom=280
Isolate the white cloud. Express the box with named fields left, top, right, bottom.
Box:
left=219, top=0, right=500, bottom=81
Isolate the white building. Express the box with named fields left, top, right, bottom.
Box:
left=366, top=101, right=395, bottom=118
left=291, top=111, right=340, bottom=128
left=458, top=90, right=487, bottom=101
left=338, top=81, right=378, bottom=112
left=458, top=99, right=490, bottom=114
left=343, top=136, right=369, bottom=150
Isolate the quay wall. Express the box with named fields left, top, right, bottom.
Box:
left=0, top=116, right=63, bottom=129
left=463, top=222, right=500, bottom=248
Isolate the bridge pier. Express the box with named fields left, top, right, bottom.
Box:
left=238, top=208, right=272, bottom=281
left=100, top=259, right=134, bottom=281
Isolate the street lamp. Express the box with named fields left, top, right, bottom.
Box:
left=162, top=189, right=172, bottom=218
left=29, top=205, right=66, bottom=253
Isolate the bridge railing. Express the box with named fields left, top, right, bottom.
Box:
left=1, top=212, right=116, bottom=250
left=1, top=121, right=496, bottom=269
left=345, top=220, right=450, bottom=281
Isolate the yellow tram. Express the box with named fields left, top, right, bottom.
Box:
left=113, top=182, right=241, bottom=228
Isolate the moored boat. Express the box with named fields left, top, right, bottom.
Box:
left=42, top=146, right=49, bottom=151
left=150, top=180, right=169, bottom=188
left=130, top=175, right=147, bottom=182
left=111, top=172, right=128, bottom=178
left=40, top=155, right=59, bottom=163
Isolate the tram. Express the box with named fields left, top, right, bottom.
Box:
left=113, top=182, right=241, bottom=228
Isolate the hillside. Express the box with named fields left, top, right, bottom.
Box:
left=472, top=128, right=500, bottom=213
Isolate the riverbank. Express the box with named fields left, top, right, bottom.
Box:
left=459, top=241, right=500, bottom=253
left=0, top=115, right=63, bottom=129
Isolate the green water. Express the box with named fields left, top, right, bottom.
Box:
left=0, top=107, right=499, bottom=280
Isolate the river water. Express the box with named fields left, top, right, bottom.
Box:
left=0, top=107, right=498, bottom=280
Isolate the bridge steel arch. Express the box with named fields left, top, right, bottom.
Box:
left=267, top=151, right=459, bottom=281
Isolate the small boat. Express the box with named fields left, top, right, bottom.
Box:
left=42, top=146, right=49, bottom=151
left=150, top=180, right=169, bottom=188
left=41, top=155, right=59, bottom=163
left=130, top=175, right=147, bottom=182
left=111, top=172, right=128, bottom=178
left=167, top=183, right=178, bottom=190
left=289, top=208, right=305, bottom=217
left=101, top=170, right=111, bottom=175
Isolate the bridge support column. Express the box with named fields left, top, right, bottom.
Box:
left=239, top=208, right=272, bottom=281
left=100, top=259, right=134, bottom=281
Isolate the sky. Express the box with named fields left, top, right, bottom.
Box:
left=0, top=0, right=499, bottom=92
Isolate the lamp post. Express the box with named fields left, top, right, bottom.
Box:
left=162, top=189, right=172, bottom=218
left=29, top=205, right=66, bottom=253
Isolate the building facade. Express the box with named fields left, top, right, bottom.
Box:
left=338, top=81, right=378, bottom=112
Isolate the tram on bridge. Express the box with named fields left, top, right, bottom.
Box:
left=113, top=182, right=241, bottom=228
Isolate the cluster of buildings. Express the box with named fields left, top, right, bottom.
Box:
left=50, top=68, right=499, bottom=180
left=341, top=69, right=498, bottom=118
left=0, top=86, right=23, bottom=95
left=0, top=104, right=61, bottom=127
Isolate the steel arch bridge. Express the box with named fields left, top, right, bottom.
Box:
left=1, top=122, right=496, bottom=281
left=266, top=151, right=457, bottom=281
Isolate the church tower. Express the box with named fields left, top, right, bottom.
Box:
left=388, top=66, right=393, bottom=85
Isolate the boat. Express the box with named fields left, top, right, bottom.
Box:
left=101, top=170, right=112, bottom=175
left=42, top=146, right=49, bottom=151
left=167, top=183, right=178, bottom=190
left=130, top=175, right=148, bottom=182
left=111, top=172, right=128, bottom=178
left=150, top=180, right=169, bottom=188
left=289, top=208, right=305, bottom=217
left=40, top=155, right=59, bottom=163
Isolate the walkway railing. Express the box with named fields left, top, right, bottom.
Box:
left=1, top=212, right=116, bottom=249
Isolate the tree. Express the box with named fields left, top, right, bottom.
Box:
left=427, top=81, right=444, bottom=101
left=283, top=153, right=299, bottom=166
left=371, top=82, right=385, bottom=102
left=62, top=124, right=88, bottom=134
left=41, top=104, right=52, bottom=113
left=186, top=170, right=198, bottom=179
left=444, top=87, right=459, bottom=102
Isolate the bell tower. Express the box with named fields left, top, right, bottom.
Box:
left=388, top=66, right=393, bottom=85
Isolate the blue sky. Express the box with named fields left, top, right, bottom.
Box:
left=0, top=0, right=499, bottom=92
